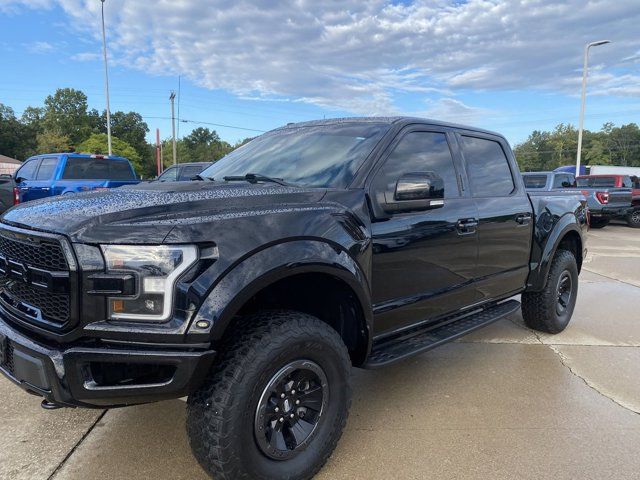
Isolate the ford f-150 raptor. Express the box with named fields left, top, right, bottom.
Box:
left=0, top=117, right=587, bottom=480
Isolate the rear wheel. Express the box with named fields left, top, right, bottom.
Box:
left=627, top=209, right=640, bottom=228
left=521, top=249, right=578, bottom=334
left=589, top=218, right=609, bottom=229
left=187, top=311, right=351, bottom=480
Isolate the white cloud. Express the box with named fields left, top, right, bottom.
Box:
left=71, top=51, right=100, bottom=62
left=26, top=40, right=54, bottom=54
left=7, top=0, right=640, bottom=115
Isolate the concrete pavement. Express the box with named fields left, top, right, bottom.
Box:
left=1, top=224, right=639, bottom=480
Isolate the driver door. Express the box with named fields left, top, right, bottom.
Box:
left=369, top=128, right=480, bottom=336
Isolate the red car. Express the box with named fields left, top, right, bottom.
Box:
left=577, top=174, right=640, bottom=228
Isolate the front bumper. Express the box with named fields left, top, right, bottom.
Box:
left=0, top=317, right=215, bottom=408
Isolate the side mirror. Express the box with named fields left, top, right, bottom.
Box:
left=382, top=172, right=445, bottom=213
left=14, top=176, right=23, bottom=184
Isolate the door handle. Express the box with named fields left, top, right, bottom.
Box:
left=456, top=218, right=478, bottom=235
left=41, top=187, right=50, bottom=191
left=515, top=213, right=532, bottom=225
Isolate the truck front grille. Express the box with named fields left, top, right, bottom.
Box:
left=0, top=226, right=76, bottom=331
left=0, top=235, right=68, bottom=271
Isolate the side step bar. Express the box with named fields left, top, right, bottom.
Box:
left=364, top=299, right=521, bottom=368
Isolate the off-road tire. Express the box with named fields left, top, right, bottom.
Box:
left=521, top=249, right=578, bottom=334
left=187, top=310, right=352, bottom=480
left=589, top=218, right=609, bottom=229
left=627, top=209, right=640, bottom=228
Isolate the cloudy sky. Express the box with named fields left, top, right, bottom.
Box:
left=1, top=0, right=639, bottom=145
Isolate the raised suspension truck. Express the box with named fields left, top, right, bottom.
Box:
left=0, top=117, right=587, bottom=480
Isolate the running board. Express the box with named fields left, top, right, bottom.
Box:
left=364, top=300, right=521, bottom=368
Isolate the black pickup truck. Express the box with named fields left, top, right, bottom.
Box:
left=0, top=118, right=587, bottom=480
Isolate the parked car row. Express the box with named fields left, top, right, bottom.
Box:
left=522, top=171, right=639, bottom=228
left=0, top=155, right=213, bottom=214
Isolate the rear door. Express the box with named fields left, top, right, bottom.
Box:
left=14, top=157, right=41, bottom=202
left=456, top=133, right=533, bottom=301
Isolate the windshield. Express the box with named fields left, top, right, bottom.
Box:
left=200, top=123, right=390, bottom=188
left=523, top=175, right=547, bottom=188
left=577, top=177, right=616, bottom=187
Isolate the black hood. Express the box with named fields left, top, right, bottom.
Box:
left=1, top=181, right=327, bottom=244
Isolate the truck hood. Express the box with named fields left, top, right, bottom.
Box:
left=1, top=181, right=327, bottom=244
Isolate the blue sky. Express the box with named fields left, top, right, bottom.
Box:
left=1, top=0, right=639, bottom=147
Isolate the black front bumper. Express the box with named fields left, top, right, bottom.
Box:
left=0, top=317, right=216, bottom=408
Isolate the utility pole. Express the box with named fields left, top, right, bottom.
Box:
left=170, top=91, right=177, bottom=165
left=100, top=0, right=112, bottom=156
left=576, top=39, right=611, bottom=176
left=155, top=128, right=162, bottom=176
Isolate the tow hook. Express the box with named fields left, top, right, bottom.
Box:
left=40, top=399, right=65, bottom=410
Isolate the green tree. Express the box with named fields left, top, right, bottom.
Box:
left=36, top=131, right=72, bottom=154
left=0, top=104, right=31, bottom=159
left=182, top=127, right=233, bottom=163
left=42, top=88, right=95, bottom=145
left=77, top=133, right=143, bottom=175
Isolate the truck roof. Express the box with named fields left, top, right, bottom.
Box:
left=275, top=116, right=505, bottom=139
left=32, top=153, right=130, bottom=161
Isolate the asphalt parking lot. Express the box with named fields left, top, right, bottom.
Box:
left=1, top=223, right=639, bottom=480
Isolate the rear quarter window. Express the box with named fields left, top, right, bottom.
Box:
left=460, top=135, right=515, bottom=197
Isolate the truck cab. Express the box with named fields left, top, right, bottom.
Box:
left=14, top=153, right=139, bottom=203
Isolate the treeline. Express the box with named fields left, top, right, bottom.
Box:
left=515, top=122, right=640, bottom=172
left=0, top=88, right=249, bottom=178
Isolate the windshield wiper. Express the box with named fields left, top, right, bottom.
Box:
left=193, top=174, right=215, bottom=181
left=223, top=173, right=297, bottom=187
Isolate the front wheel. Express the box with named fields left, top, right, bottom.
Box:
left=187, top=311, right=352, bottom=480
left=627, top=209, right=640, bottom=228
left=521, top=249, right=578, bottom=334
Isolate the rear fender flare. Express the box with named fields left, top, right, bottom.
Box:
left=526, top=214, right=583, bottom=291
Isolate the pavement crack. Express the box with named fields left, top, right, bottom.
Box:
left=545, top=344, right=639, bottom=415
left=47, top=409, right=108, bottom=480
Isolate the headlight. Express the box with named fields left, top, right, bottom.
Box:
left=101, top=244, right=198, bottom=322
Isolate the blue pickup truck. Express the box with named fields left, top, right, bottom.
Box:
left=14, top=153, right=139, bottom=203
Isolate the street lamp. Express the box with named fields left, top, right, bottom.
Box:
left=100, top=0, right=113, bottom=156
left=575, top=39, right=611, bottom=175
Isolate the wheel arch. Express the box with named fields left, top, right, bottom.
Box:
left=189, top=240, right=373, bottom=366
left=526, top=216, right=584, bottom=292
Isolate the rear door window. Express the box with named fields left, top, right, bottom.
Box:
left=621, top=176, right=633, bottom=188
left=35, top=157, right=58, bottom=180
left=62, top=158, right=135, bottom=180
left=460, top=136, right=515, bottom=197
left=523, top=175, right=547, bottom=188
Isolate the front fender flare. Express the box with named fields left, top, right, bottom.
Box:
left=187, top=240, right=373, bottom=354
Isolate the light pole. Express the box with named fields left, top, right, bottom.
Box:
left=170, top=91, right=177, bottom=165
left=100, top=0, right=112, bottom=156
left=576, top=39, right=610, bottom=175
